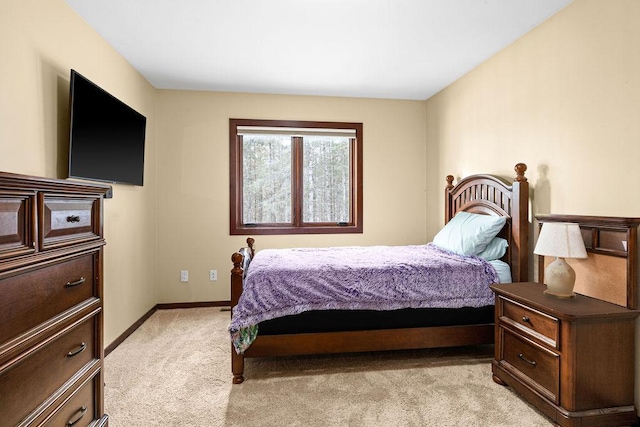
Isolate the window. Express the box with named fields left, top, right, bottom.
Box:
left=230, top=119, right=363, bottom=235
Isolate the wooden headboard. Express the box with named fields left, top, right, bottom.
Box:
left=445, top=163, right=530, bottom=282
left=536, top=214, right=640, bottom=309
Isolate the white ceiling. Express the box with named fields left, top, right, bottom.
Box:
left=65, top=0, right=572, bottom=100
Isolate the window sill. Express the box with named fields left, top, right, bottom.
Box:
left=230, top=225, right=363, bottom=235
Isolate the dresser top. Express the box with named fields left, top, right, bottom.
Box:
left=491, top=282, right=640, bottom=321
left=0, top=171, right=112, bottom=198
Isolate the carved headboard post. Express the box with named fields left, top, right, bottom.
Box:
left=510, top=163, right=529, bottom=282
left=444, top=175, right=455, bottom=224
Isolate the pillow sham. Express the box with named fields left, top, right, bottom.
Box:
left=432, top=211, right=506, bottom=256
left=489, top=260, right=512, bottom=284
left=477, top=237, right=509, bottom=261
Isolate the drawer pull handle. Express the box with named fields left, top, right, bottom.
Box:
left=67, top=342, right=87, bottom=357
left=518, top=353, right=537, bottom=366
left=66, top=406, right=87, bottom=426
left=522, top=316, right=530, bottom=323
left=65, top=277, right=86, bottom=288
left=67, top=215, right=81, bottom=223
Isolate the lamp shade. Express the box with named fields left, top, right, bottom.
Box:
left=534, top=222, right=587, bottom=259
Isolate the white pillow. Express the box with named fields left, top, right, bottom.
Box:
left=477, top=237, right=509, bottom=261
left=433, top=211, right=507, bottom=256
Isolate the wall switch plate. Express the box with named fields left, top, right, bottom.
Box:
left=209, top=270, right=217, bottom=281
left=180, top=270, right=189, bottom=282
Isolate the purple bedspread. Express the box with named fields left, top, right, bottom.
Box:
left=229, top=243, right=498, bottom=352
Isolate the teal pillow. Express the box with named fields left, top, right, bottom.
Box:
left=488, top=260, right=512, bottom=283
left=477, top=237, right=509, bottom=261
left=433, top=211, right=507, bottom=256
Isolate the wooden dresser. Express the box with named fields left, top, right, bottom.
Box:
left=492, top=215, right=640, bottom=427
left=0, top=171, right=111, bottom=426
left=491, top=282, right=639, bottom=427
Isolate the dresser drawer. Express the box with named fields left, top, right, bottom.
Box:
left=0, top=315, right=97, bottom=427
left=0, top=192, right=35, bottom=260
left=0, top=254, right=96, bottom=343
left=44, top=374, right=98, bottom=427
left=501, top=328, right=559, bottom=403
left=500, top=297, right=559, bottom=348
left=40, top=195, right=100, bottom=250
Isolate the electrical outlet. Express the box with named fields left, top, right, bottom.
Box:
left=180, top=270, right=189, bottom=282
left=209, top=270, right=218, bottom=281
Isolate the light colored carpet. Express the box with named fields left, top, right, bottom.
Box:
left=104, top=308, right=552, bottom=426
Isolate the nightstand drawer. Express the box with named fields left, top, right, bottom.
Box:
left=501, top=328, right=559, bottom=403
left=500, top=297, right=559, bottom=348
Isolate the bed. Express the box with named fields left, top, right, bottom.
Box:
left=229, top=163, right=530, bottom=383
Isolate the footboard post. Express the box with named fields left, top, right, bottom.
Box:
left=231, top=348, right=245, bottom=384
left=231, top=251, right=245, bottom=383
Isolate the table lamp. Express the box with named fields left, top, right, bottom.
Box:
left=534, top=222, right=588, bottom=298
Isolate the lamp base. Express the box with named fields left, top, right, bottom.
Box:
left=544, top=257, right=576, bottom=298
left=543, top=289, right=575, bottom=298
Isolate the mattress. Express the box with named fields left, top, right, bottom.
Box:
left=258, top=305, right=494, bottom=336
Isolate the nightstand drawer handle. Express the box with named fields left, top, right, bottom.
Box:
left=67, top=406, right=87, bottom=426
left=66, top=215, right=81, bottom=223
left=65, top=277, right=86, bottom=288
left=67, top=342, right=87, bottom=357
left=518, top=353, right=536, bottom=366
left=522, top=316, right=530, bottom=323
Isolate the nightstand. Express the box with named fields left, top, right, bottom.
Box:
left=491, top=282, right=639, bottom=427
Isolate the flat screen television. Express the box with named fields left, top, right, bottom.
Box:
left=68, top=69, right=146, bottom=186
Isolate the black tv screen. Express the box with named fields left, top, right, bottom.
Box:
left=68, top=69, right=146, bottom=186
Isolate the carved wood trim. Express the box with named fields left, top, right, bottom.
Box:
left=536, top=214, right=640, bottom=309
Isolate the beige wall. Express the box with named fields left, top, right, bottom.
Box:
left=155, top=90, right=428, bottom=303
left=425, top=0, right=640, bottom=413
left=1, top=0, right=428, bottom=348
left=0, top=0, right=158, bottom=347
